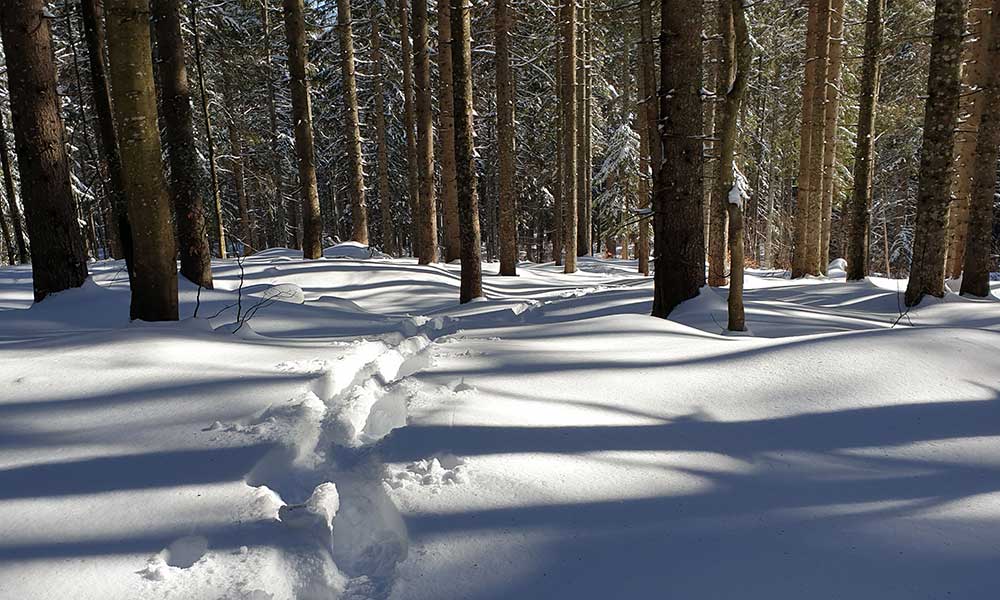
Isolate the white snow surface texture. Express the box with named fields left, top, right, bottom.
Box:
left=1, top=247, right=1000, bottom=599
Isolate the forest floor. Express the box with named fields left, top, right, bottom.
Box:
left=2, top=246, right=1000, bottom=599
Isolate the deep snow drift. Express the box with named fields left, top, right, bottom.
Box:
left=1, top=249, right=999, bottom=599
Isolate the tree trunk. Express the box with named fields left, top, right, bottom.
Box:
left=0, top=182, right=13, bottom=263
left=337, top=0, right=369, bottom=246
left=553, top=38, right=563, bottom=266
left=222, top=70, right=252, bottom=255
left=0, top=109, right=30, bottom=264
left=636, top=39, right=651, bottom=277
left=960, top=0, right=1000, bottom=297
left=819, top=0, right=845, bottom=272
left=576, top=0, right=589, bottom=257
left=105, top=0, right=178, bottom=320
left=371, top=9, right=396, bottom=256
left=400, top=0, right=420, bottom=256
left=805, top=0, right=832, bottom=275
left=793, top=0, right=820, bottom=278
left=437, top=0, right=461, bottom=262
left=846, top=0, right=883, bottom=281
left=946, top=0, right=993, bottom=278
left=560, top=0, right=577, bottom=273
left=283, top=0, right=324, bottom=258
left=413, top=0, right=436, bottom=261
left=652, top=0, right=705, bottom=317
left=904, top=0, right=964, bottom=306
left=725, top=0, right=751, bottom=332
left=638, top=0, right=658, bottom=277
left=152, top=0, right=214, bottom=287
left=262, top=0, right=285, bottom=249
left=708, top=0, right=733, bottom=286
left=496, top=0, right=517, bottom=275
left=451, top=0, right=483, bottom=302
left=1, top=0, right=88, bottom=300
left=81, top=0, right=127, bottom=264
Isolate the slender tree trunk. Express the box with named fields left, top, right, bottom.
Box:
left=400, top=0, right=420, bottom=256
left=560, top=0, right=577, bottom=273
left=1, top=0, right=88, bottom=300
left=222, top=70, right=252, bottom=255
left=437, top=0, right=461, bottom=262
left=0, top=109, right=29, bottom=264
left=652, top=0, right=705, bottom=317
left=904, top=0, right=964, bottom=306
left=106, top=0, right=178, bottom=319
left=805, top=0, right=832, bottom=275
left=793, top=0, right=820, bottom=278
left=946, top=0, right=992, bottom=278
left=451, top=0, right=483, bottom=302
left=960, top=0, right=1000, bottom=297
left=0, top=183, right=13, bottom=263
left=576, top=0, right=589, bottom=257
left=846, top=0, right=883, bottom=281
left=371, top=9, right=396, bottom=256
left=708, top=0, right=733, bottom=286
left=152, top=0, right=214, bottom=287
left=82, top=0, right=126, bottom=263
left=553, top=38, right=563, bottom=266
left=413, top=0, right=436, bottom=261
left=585, top=0, right=594, bottom=256
left=725, top=0, right=751, bottom=332
left=638, top=0, right=658, bottom=277
left=262, top=0, right=284, bottom=249
left=819, top=0, right=845, bottom=272
left=283, top=0, right=324, bottom=258
left=337, top=0, right=369, bottom=246
left=496, top=0, right=517, bottom=275
left=636, top=40, right=651, bottom=276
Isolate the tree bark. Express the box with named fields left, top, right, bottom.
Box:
left=451, top=0, right=483, bottom=302
left=1, top=0, right=88, bottom=301
left=0, top=180, right=13, bottom=263
left=576, top=0, right=589, bottom=257
left=960, top=0, right=1000, bottom=297
left=560, top=0, right=577, bottom=273
left=725, top=0, right=751, bottom=332
left=400, top=0, right=420, bottom=256
left=337, top=0, right=369, bottom=246
left=0, top=109, right=29, bottom=264
left=413, top=0, right=436, bottom=261
left=652, top=0, right=705, bottom=317
left=819, top=0, right=845, bottom=272
left=638, top=0, right=658, bottom=277
left=371, top=8, right=396, bottom=255
left=805, top=0, right=832, bottom=275
left=152, top=0, right=214, bottom=287
left=846, top=0, right=883, bottom=281
left=105, top=0, right=178, bottom=320
left=904, top=0, right=964, bottom=306
left=222, top=69, right=252, bottom=255
left=553, top=37, right=563, bottom=266
left=262, top=0, right=285, bottom=249
left=283, top=0, right=324, bottom=258
left=708, top=0, right=733, bottom=286
left=437, top=0, right=461, bottom=262
left=496, top=0, right=517, bottom=275
left=793, top=0, right=820, bottom=278
left=946, top=0, right=993, bottom=278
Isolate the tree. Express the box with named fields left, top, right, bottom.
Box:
left=152, top=0, right=214, bottom=288
left=804, top=0, right=832, bottom=275
left=106, top=0, right=178, bottom=320
left=960, top=0, right=1000, bottom=297
left=1, top=0, right=88, bottom=301
left=560, top=0, right=578, bottom=273
left=496, top=0, right=517, bottom=275
left=793, top=0, right=819, bottom=278
left=371, top=6, right=396, bottom=256
left=413, top=0, right=436, bottom=262
left=819, top=0, right=845, bottom=271
left=337, top=0, right=369, bottom=246
left=438, top=0, right=461, bottom=262
left=652, top=0, right=705, bottom=317
left=400, top=0, right=420, bottom=256
left=283, top=0, right=324, bottom=258
left=637, top=0, right=658, bottom=277
left=262, top=0, right=286, bottom=249
left=576, top=0, right=590, bottom=258
left=846, top=0, right=884, bottom=281
left=451, top=0, right=483, bottom=302
left=222, top=69, right=252, bottom=254
left=904, top=0, right=964, bottom=306
left=707, top=0, right=734, bottom=287
left=0, top=109, right=29, bottom=264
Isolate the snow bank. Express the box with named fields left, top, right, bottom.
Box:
left=323, top=241, right=391, bottom=259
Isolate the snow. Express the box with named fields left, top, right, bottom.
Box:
left=728, top=162, right=751, bottom=208
left=2, top=254, right=1000, bottom=599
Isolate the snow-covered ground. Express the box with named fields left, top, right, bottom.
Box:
left=2, top=248, right=999, bottom=599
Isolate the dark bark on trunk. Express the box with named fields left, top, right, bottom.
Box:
left=152, top=0, right=214, bottom=287
left=371, top=9, right=396, bottom=256
left=805, top=0, right=832, bottom=275
left=793, top=0, right=820, bottom=278
left=337, top=0, right=369, bottom=246
left=413, top=0, right=436, bottom=261
left=1, top=0, right=88, bottom=300
left=262, top=0, right=284, bottom=249
left=576, top=0, right=589, bottom=257
left=725, top=0, right=751, bottom=332
left=560, top=0, right=577, bottom=273
left=819, top=0, right=845, bottom=272
left=438, top=0, right=461, bottom=262
left=106, top=0, right=178, bottom=320
left=400, top=0, right=420, bottom=257
left=638, top=0, right=657, bottom=277
left=0, top=109, right=30, bottom=264
left=496, top=0, right=517, bottom=275
left=708, top=0, right=733, bottom=286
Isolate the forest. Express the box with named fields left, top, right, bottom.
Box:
left=0, top=0, right=999, bottom=598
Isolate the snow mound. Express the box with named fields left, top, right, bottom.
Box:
left=323, top=242, right=391, bottom=260
left=386, top=455, right=469, bottom=490
left=253, top=282, right=306, bottom=305
left=827, top=258, right=847, bottom=278
left=140, top=535, right=209, bottom=580
left=279, top=481, right=340, bottom=533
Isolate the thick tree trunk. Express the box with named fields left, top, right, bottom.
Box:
left=437, top=0, right=461, bottom=262
left=708, top=0, right=733, bottom=286
left=805, top=0, right=832, bottom=275
left=81, top=0, right=126, bottom=263
left=846, top=0, right=883, bottom=281
left=652, top=0, right=705, bottom=317
left=105, top=0, right=178, bottom=320
left=1, top=0, right=88, bottom=300
left=960, top=0, right=1000, bottom=297
left=283, top=0, right=324, bottom=258
left=337, top=0, right=369, bottom=246
left=560, top=0, right=578, bottom=273
left=793, top=0, right=820, bottom=278
left=222, top=70, right=252, bottom=255
left=400, top=0, right=420, bottom=256
left=496, top=0, right=517, bottom=275
left=451, top=0, right=483, bottom=302
left=904, top=0, right=964, bottom=306
left=819, top=0, right=845, bottom=272
left=0, top=109, right=30, bottom=264
left=413, top=0, right=436, bottom=261
left=946, top=0, right=993, bottom=278
left=152, top=0, right=214, bottom=287
left=371, top=9, right=396, bottom=256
